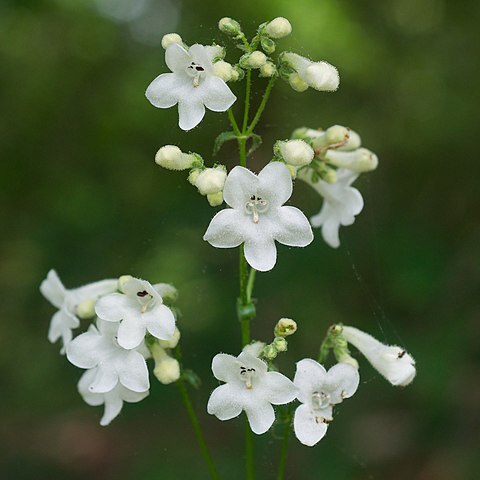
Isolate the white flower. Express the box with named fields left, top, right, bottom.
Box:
left=195, top=166, right=227, bottom=195
left=283, top=53, right=339, bottom=92
left=203, top=162, right=313, bottom=272
left=293, top=359, right=359, bottom=446
left=40, top=270, right=117, bottom=353
left=95, top=277, right=176, bottom=349
left=299, top=168, right=364, bottom=248
left=265, top=17, right=292, bottom=39
left=277, top=139, right=314, bottom=167
left=66, top=319, right=150, bottom=394
left=145, top=43, right=236, bottom=131
left=155, top=145, right=196, bottom=170
left=325, top=148, right=378, bottom=173
left=207, top=351, right=297, bottom=435
left=341, top=326, right=416, bottom=386
left=78, top=368, right=149, bottom=426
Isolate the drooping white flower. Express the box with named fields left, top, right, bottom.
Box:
left=293, top=359, right=359, bottom=446
left=145, top=43, right=236, bottom=131
left=325, top=148, right=378, bottom=173
left=299, top=168, right=364, bottom=248
left=207, top=351, right=297, bottom=435
left=283, top=53, right=339, bottom=92
left=40, top=270, right=117, bottom=353
left=78, top=368, right=149, bottom=426
left=95, top=277, right=176, bottom=350
left=67, top=319, right=150, bottom=394
left=155, top=145, right=197, bottom=171
left=203, top=162, right=313, bottom=272
left=341, top=326, right=416, bottom=386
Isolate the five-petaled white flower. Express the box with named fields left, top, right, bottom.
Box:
left=145, top=43, right=236, bottom=131
left=78, top=368, right=149, bottom=426
left=207, top=351, right=297, bottom=435
left=300, top=168, right=364, bottom=248
left=203, top=162, right=314, bottom=272
left=66, top=319, right=150, bottom=394
left=293, top=359, right=359, bottom=446
left=40, top=269, right=117, bottom=353
left=341, top=326, right=416, bottom=387
left=95, top=277, right=176, bottom=350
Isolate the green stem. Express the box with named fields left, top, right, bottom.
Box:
left=177, top=378, right=220, bottom=480
left=245, top=417, right=255, bottom=480
left=276, top=405, right=293, bottom=480
left=246, top=268, right=256, bottom=303
left=228, top=108, right=241, bottom=136
left=246, top=75, right=276, bottom=135
left=242, top=70, right=252, bottom=132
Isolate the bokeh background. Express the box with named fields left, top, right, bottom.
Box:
left=1, top=0, right=479, bottom=478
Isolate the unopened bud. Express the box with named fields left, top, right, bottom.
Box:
left=155, top=145, right=196, bottom=171
left=325, top=148, right=378, bottom=173
left=207, top=191, right=224, bottom=207
left=188, top=168, right=202, bottom=185
left=213, top=60, right=233, bottom=82
left=161, top=33, right=182, bottom=49
left=218, top=17, right=242, bottom=36
left=305, top=62, right=339, bottom=91
left=240, top=51, right=267, bottom=69
left=292, top=127, right=324, bottom=140
left=154, top=357, right=181, bottom=384
left=278, top=139, right=314, bottom=167
left=259, top=61, right=276, bottom=78
left=195, top=166, right=227, bottom=195
left=325, top=125, right=350, bottom=145
left=286, top=164, right=297, bottom=179
left=242, top=341, right=266, bottom=358
left=118, top=275, right=133, bottom=293
left=288, top=73, right=308, bottom=92
left=265, top=17, right=292, bottom=39
left=76, top=299, right=96, bottom=319
left=274, top=318, right=297, bottom=337
left=273, top=336, right=288, bottom=352
left=158, top=327, right=181, bottom=349
left=263, top=344, right=278, bottom=360
left=154, top=283, right=178, bottom=303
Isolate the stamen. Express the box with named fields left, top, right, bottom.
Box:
left=245, top=195, right=269, bottom=224
left=240, top=366, right=256, bottom=389
left=311, top=391, right=331, bottom=410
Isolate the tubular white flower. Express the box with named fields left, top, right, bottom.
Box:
left=78, top=368, right=149, bottom=426
left=293, top=359, right=359, bottom=446
left=265, top=17, right=292, bottom=39
left=203, top=162, right=313, bottom=272
left=283, top=53, right=339, bottom=92
left=298, top=168, right=364, bottom=248
left=207, top=351, right=297, bottom=435
left=195, top=166, right=227, bottom=195
left=341, top=326, right=416, bottom=386
left=40, top=270, right=117, bottom=353
left=278, top=139, right=314, bottom=167
left=95, top=277, right=176, bottom=350
left=146, top=43, right=236, bottom=131
left=161, top=33, right=182, bottom=49
left=67, top=319, right=150, bottom=394
left=288, top=73, right=309, bottom=92
left=155, top=145, right=196, bottom=171
left=325, top=148, right=378, bottom=173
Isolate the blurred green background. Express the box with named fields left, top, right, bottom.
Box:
left=1, top=0, right=479, bottom=478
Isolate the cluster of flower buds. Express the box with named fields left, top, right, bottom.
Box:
left=261, top=318, right=297, bottom=360
left=40, top=271, right=181, bottom=425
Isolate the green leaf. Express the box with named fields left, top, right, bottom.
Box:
left=213, top=130, right=237, bottom=156
left=247, top=133, right=262, bottom=156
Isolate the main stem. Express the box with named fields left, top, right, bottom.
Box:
left=177, top=378, right=220, bottom=480
left=276, top=405, right=293, bottom=480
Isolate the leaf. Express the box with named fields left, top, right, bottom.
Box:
left=247, top=133, right=262, bottom=156
left=213, top=130, right=237, bottom=156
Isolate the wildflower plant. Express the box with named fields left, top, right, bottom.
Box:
left=40, top=17, right=416, bottom=479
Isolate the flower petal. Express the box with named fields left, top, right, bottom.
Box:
left=178, top=100, right=206, bottom=131
left=118, top=351, right=150, bottom=392
left=207, top=384, right=243, bottom=420
left=326, top=363, right=360, bottom=403
left=120, top=385, right=149, bottom=403
left=237, top=351, right=268, bottom=374
left=338, top=188, right=363, bottom=225
left=78, top=369, right=104, bottom=406
left=261, top=371, right=297, bottom=405
left=243, top=237, right=277, bottom=272
left=321, top=217, right=341, bottom=248
left=40, top=269, right=66, bottom=308
left=309, top=203, right=330, bottom=228
left=257, top=162, right=293, bottom=207
left=117, top=317, right=147, bottom=350
left=222, top=166, right=259, bottom=209
left=73, top=279, right=118, bottom=304
left=272, top=206, right=313, bottom=247
left=145, top=73, right=189, bottom=109
left=95, top=293, right=139, bottom=323
left=203, top=209, right=246, bottom=248
left=211, top=353, right=241, bottom=383
left=201, top=76, right=236, bottom=112
left=88, top=364, right=118, bottom=394
left=294, top=403, right=328, bottom=446
left=100, top=390, right=124, bottom=426
left=189, top=44, right=215, bottom=71
left=66, top=327, right=103, bottom=369
left=145, top=304, right=176, bottom=341
left=294, top=359, right=327, bottom=404
left=165, top=43, right=191, bottom=73
left=244, top=401, right=275, bottom=435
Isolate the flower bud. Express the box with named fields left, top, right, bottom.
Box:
left=321, top=167, right=337, bottom=184
left=288, top=73, right=309, bottom=92
left=188, top=168, right=201, bottom=185
left=274, top=318, right=297, bottom=337
left=218, top=17, right=242, bottom=36
left=76, top=299, right=96, bottom=319
left=263, top=344, right=278, bottom=360
left=259, top=61, right=276, bottom=78
left=161, top=33, right=182, bottom=49
left=286, top=164, right=297, bottom=179
left=325, top=125, right=350, bottom=145
left=325, top=148, right=378, bottom=173
left=154, top=283, right=178, bottom=303
left=207, top=191, right=224, bottom=207
left=155, top=145, right=196, bottom=171
left=242, top=341, right=266, bottom=358
left=336, top=352, right=359, bottom=369
left=273, top=336, right=288, bottom=352
left=278, top=139, right=314, bottom=167
left=154, top=356, right=181, bottom=384
left=118, top=275, right=133, bottom=293
left=338, top=129, right=361, bottom=151
left=291, top=127, right=324, bottom=140
left=213, top=60, right=234, bottom=82
left=195, top=166, right=227, bottom=195
left=240, top=51, right=267, bottom=69
left=341, top=326, right=416, bottom=387
left=158, top=327, right=181, bottom=349
left=265, top=17, right=292, bottom=39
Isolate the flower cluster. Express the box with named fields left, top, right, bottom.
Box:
left=41, top=272, right=180, bottom=425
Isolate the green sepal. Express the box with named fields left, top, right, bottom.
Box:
left=237, top=298, right=256, bottom=322
left=181, top=369, right=202, bottom=389
left=260, top=36, right=275, bottom=54
left=247, top=133, right=262, bottom=156
left=213, top=130, right=237, bottom=156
